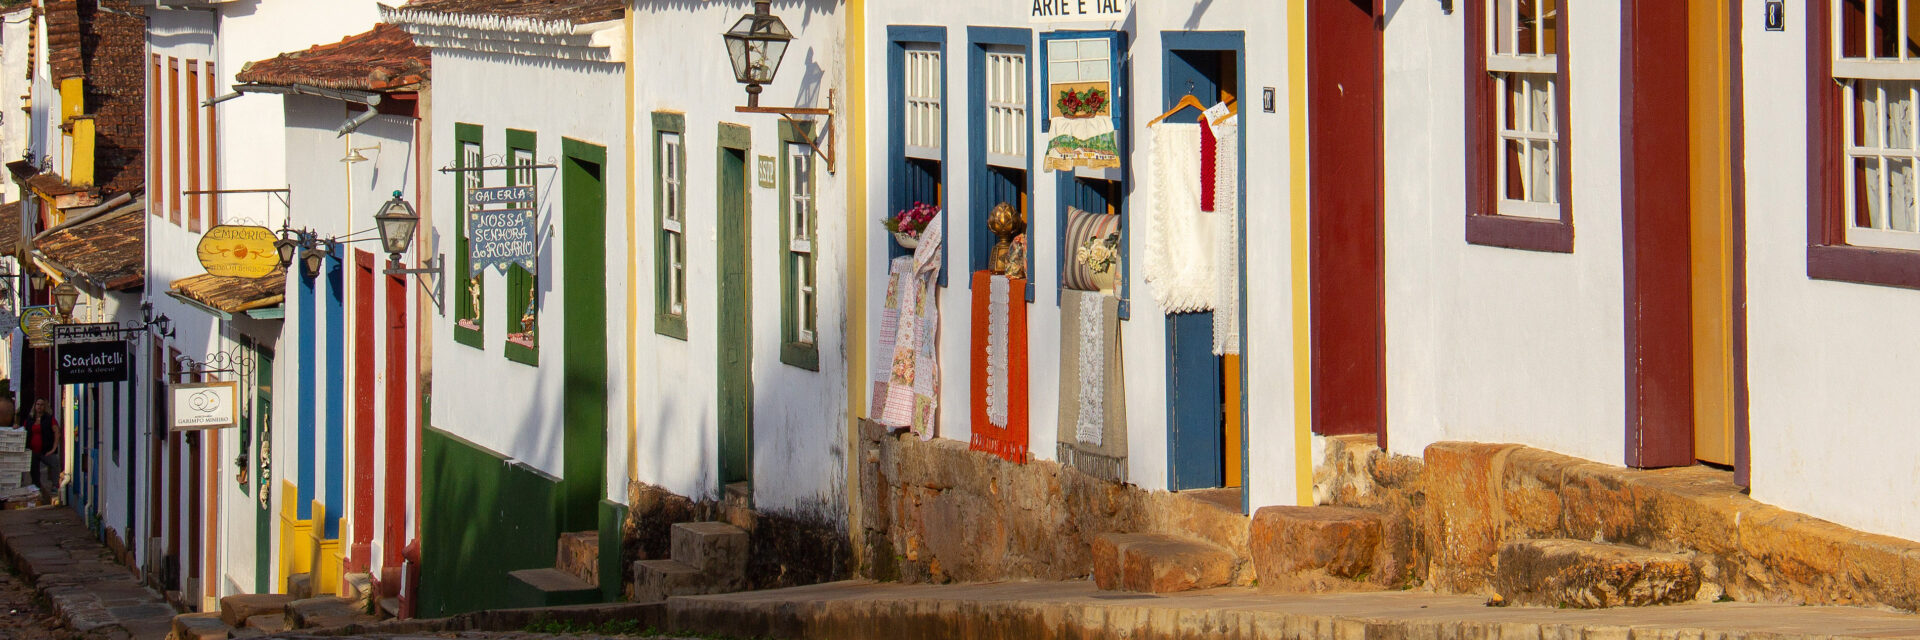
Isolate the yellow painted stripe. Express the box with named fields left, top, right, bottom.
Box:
left=1687, top=0, right=1735, bottom=466
left=1289, top=0, right=1315, bottom=507
left=624, top=8, right=640, bottom=486
left=845, top=0, right=869, bottom=527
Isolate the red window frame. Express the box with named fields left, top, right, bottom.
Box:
left=1465, top=0, right=1575, bottom=253
left=1807, top=1, right=1920, bottom=288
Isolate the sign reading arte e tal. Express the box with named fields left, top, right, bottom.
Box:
left=1031, top=0, right=1129, bottom=23
left=171, top=381, right=238, bottom=431
left=196, top=225, right=281, bottom=278
left=53, top=323, right=129, bottom=385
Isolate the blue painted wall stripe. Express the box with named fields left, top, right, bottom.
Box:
left=324, top=255, right=345, bottom=539
left=297, top=273, right=316, bottom=520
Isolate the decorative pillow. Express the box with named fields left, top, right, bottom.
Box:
left=1061, top=206, right=1120, bottom=291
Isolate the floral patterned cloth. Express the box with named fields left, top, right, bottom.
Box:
left=872, top=212, right=945, bottom=439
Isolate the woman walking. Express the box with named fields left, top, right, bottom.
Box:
left=25, top=399, right=58, bottom=494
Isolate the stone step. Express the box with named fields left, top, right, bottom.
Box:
left=724, top=482, right=753, bottom=510
left=377, top=596, right=400, bottom=620
left=342, top=571, right=374, bottom=610
left=286, top=596, right=374, bottom=629
left=509, top=567, right=596, bottom=594
left=1091, top=533, right=1232, bottom=593
left=244, top=613, right=288, bottom=634
left=634, top=558, right=729, bottom=603
left=287, top=573, right=313, bottom=600
left=670, top=521, right=749, bottom=579
left=1493, top=539, right=1703, bottom=608
left=171, top=612, right=231, bottom=640
left=1249, top=505, right=1391, bottom=592
left=218, top=593, right=296, bottom=628
left=557, top=530, right=600, bottom=587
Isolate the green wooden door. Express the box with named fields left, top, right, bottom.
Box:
left=561, top=140, right=608, bottom=533
left=717, top=140, right=753, bottom=488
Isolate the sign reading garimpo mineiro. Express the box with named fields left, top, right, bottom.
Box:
left=196, top=225, right=281, bottom=278
left=171, top=381, right=238, bottom=431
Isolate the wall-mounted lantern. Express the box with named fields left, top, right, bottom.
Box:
left=53, top=282, right=78, bottom=317
left=723, top=0, right=837, bottom=173
left=374, top=191, right=446, bottom=316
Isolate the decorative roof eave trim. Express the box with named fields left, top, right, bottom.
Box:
left=379, top=3, right=622, bottom=38
left=233, top=82, right=384, bottom=105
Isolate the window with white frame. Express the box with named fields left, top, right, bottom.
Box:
left=1487, top=0, right=1561, bottom=220
left=660, top=131, right=687, bottom=316
left=1835, top=0, right=1920, bottom=250
left=985, top=47, right=1028, bottom=168
left=459, top=138, right=484, bottom=330
left=787, top=142, right=816, bottom=346
left=905, top=44, right=943, bottom=160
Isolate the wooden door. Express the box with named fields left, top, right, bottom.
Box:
left=1624, top=0, right=1696, bottom=468
left=253, top=347, right=273, bottom=592
left=561, top=142, right=609, bottom=533
left=383, top=273, right=406, bottom=568
left=353, top=251, right=375, bottom=569
left=717, top=143, right=754, bottom=489
left=1688, top=0, right=1740, bottom=468
left=1307, top=0, right=1387, bottom=442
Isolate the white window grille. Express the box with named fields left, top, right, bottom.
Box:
left=660, top=132, right=687, bottom=315
left=1487, top=0, right=1561, bottom=220
left=1045, top=38, right=1112, bottom=100
left=787, top=143, right=816, bottom=345
left=1835, top=0, right=1920, bottom=250
left=985, top=48, right=1028, bottom=169
left=904, top=44, right=943, bottom=160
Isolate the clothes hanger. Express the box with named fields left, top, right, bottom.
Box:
left=1210, top=98, right=1240, bottom=126
left=1147, top=94, right=1208, bottom=127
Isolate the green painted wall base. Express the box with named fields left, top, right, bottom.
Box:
left=419, top=427, right=564, bottom=617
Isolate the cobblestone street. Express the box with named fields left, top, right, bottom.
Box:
left=0, top=555, right=69, bottom=640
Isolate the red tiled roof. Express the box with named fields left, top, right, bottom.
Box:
left=389, top=0, right=623, bottom=26
left=38, top=0, right=145, bottom=195
left=236, top=24, right=429, bottom=93
left=171, top=267, right=286, bottom=314
left=0, top=201, right=21, bottom=256
left=36, top=204, right=143, bottom=291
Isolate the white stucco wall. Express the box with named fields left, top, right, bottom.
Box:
left=860, top=3, right=1302, bottom=507
left=427, top=50, right=629, bottom=505
left=0, top=8, right=31, bottom=201
left=630, top=0, right=850, bottom=520
left=1739, top=1, right=1920, bottom=542
left=1380, top=1, right=1628, bottom=468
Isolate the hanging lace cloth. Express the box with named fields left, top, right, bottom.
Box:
left=1143, top=123, right=1218, bottom=313
left=1210, top=113, right=1242, bottom=355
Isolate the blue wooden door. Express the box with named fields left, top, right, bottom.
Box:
left=1164, top=49, right=1226, bottom=491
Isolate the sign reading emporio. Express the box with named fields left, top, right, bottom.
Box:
left=1031, top=0, right=1129, bottom=24
left=171, top=381, right=238, bottom=431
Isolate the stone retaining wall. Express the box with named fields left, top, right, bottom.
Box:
left=622, top=482, right=850, bottom=594
left=854, top=422, right=1252, bottom=585
left=1317, top=435, right=1920, bottom=611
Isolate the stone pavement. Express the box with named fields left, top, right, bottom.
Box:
left=0, top=506, right=175, bottom=639
left=662, top=580, right=1920, bottom=639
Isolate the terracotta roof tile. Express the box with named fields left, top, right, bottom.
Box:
left=35, top=204, right=143, bottom=290
left=389, top=0, right=623, bottom=26
left=236, top=23, right=429, bottom=93
left=0, top=201, right=20, bottom=256
left=171, top=267, right=286, bottom=314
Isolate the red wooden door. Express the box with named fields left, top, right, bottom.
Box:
left=1308, top=0, right=1387, bottom=442
left=352, top=251, right=375, bottom=569
left=383, top=273, right=406, bottom=570
left=1624, top=0, right=1696, bottom=468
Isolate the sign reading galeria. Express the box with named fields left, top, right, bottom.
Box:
left=1031, top=0, right=1129, bottom=24
left=54, top=323, right=130, bottom=384
left=172, top=381, right=238, bottom=431
left=196, top=225, right=281, bottom=278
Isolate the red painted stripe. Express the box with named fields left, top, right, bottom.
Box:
left=383, top=273, right=407, bottom=567
left=353, top=251, right=376, bottom=566
left=1622, top=0, right=1696, bottom=468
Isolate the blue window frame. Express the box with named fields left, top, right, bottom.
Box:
left=887, top=25, right=949, bottom=286
left=968, top=27, right=1035, bottom=300
left=1042, top=29, right=1129, bottom=316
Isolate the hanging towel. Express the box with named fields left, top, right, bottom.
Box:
left=1056, top=289, right=1128, bottom=482
left=1144, top=123, right=1218, bottom=313
left=970, top=271, right=1030, bottom=463
left=1212, top=115, right=1242, bottom=355
left=873, top=213, right=945, bottom=439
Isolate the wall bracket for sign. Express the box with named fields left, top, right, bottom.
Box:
left=171, top=348, right=257, bottom=384
left=736, top=89, right=836, bottom=174
left=180, top=186, right=291, bottom=211
left=435, top=156, right=559, bottom=175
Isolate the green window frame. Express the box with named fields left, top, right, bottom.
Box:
left=504, top=128, right=539, bottom=365
left=779, top=121, right=819, bottom=371
left=453, top=122, right=484, bottom=348
left=653, top=112, right=689, bottom=339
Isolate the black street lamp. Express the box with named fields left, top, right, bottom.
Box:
left=722, top=0, right=793, bottom=108
left=302, top=239, right=330, bottom=277
left=52, top=282, right=78, bottom=317
left=372, top=191, right=419, bottom=260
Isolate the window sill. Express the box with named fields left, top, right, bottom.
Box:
left=454, top=323, right=483, bottom=349
left=504, top=340, right=538, bottom=366
left=656, top=313, right=688, bottom=341
left=780, top=342, right=820, bottom=371
left=1465, top=213, right=1574, bottom=254
left=1808, top=243, right=1920, bottom=290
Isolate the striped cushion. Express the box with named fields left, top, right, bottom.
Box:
left=1062, top=206, right=1120, bottom=291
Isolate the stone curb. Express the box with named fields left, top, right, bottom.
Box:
left=0, top=506, right=175, bottom=639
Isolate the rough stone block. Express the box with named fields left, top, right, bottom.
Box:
left=634, top=558, right=707, bottom=603
left=286, top=596, right=362, bottom=629
left=171, top=612, right=230, bottom=640
left=509, top=568, right=595, bottom=594
left=218, top=593, right=295, bottom=628
left=244, top=613, right=288, bottom=634
left=1115, top=534, right=1232, bottom=593
left=1250, top=506, right=1384, bottom=591
left=1422, top=441, right=1518, bottom=594
left=557, top=530, right=600, bottom=586
left=672, top=521, right=749, bottom=581
left=342, top=571, right=373, bottom=611
left=1494, top=539, right=1701, bottom=608
left=1091, top=533, right=1149, bottom=591
left=286, top=573, right=313, bottom=600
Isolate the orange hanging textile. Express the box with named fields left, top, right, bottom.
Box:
left=969, top=271, right=1029, bottom=463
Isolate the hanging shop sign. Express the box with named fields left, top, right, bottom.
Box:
left=54, top=324, right=129, bottom=384
left=0, top=308, right=16, bottom=336
left=171, top=380, right=239, bottom=431
left=196, top=225, right=281, bottom=278
left=467, top=207, right=537, bottom=273
left=21, top=306, right=55, bottom=348
left=1031, top=0, right=1129, bottom=24
left=467, top=185, right=536, bottom=206
left=1043, top=34, right=1123, bottom=172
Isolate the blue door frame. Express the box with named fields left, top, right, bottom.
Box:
left=324, top=252, right=345, bottom=539
left=1160, top=31, right=1249, bottom=504
left=297, top=273, right=317, bottom=521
